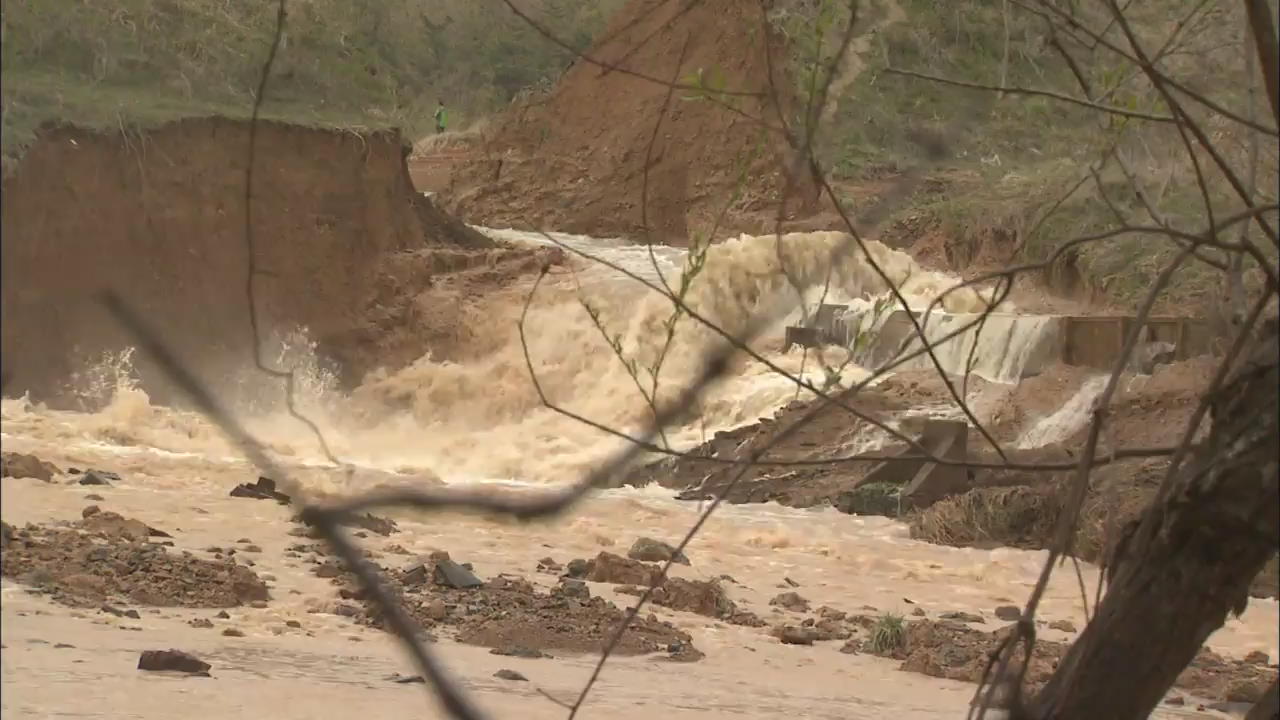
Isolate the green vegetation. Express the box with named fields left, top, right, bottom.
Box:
left=786, top=0, right=1279, bottom=310
left=868, top=611, right=907, bottom=654
left=0, top=0, right=623, bottom=168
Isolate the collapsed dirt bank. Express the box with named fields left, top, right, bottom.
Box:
left=1, top=118, right=563, bottom=405
left=441, top=0, right=815, bottom=243
left=627, top=356, right=1280, bottom=599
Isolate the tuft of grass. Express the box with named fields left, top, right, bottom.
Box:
left=868, top=611, right=907, bottom=654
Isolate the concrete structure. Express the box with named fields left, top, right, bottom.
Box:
left=784, top=305, right=1213, bottom=381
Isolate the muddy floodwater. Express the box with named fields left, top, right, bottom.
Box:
left=3, top=230, right=1276, bottom=719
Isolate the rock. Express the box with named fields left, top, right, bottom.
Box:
left=138, top=649, right=211, bottom=675
left=221, top=628, right=245, bottom=637
left=54, top=643, right=75, bottom=649
left=1, top=522, right=12, bottom=549
left=536, top=557, right=563, bottom=573
left=817, top=606, right=846, bottom=622
left=249, top=600, right=268, bottom=609
left=558, top=579, right=591, bottom=599
left=1245, top=680, right=1279, bottom=720
left=339, top=513, right=398, bottom=537
left=80, top=511, right=170, bottom=541
left=81, top=505, right=102, bottom=519
left=783, top=577, right=800, bottom=587
left=386, top=673, right=425, bottom=684
left=101, top=604, right=141, bottom=619
left=627, top=537, right=690, bottom=565
left=229, top=476, right=291, bottom=504
left=188, top=618, right=214, bottom=629
left=650, top=578, right=735, bottom=619
left=565, top=558, right=591, bottom=578
left=939, top=611, right=984, bottom=624
left=494, top=669, right=528, bottom=682
left=433, top=559, right=483, bottom=589
left=777, top=625, right=817, bottom=645
left=728, top=610, right=767, bottom=627
left=333, top=604, right=360, bottom=618
left=912, top=608, right=927, bottom=617
left=84, top=494, right=105, bottom=501
left=1245, top=651, right=1271, bottom=665
left=586, top=552, right=661, bottom=586
left=215, top=611, right=231, bottom=619
left=490, top=646, right=550, bottom=659
left=994, top=605, right=1021, bottom=622
left=813, top=618, right=851, bottom=641
left=1133, top=340, right=1177, bottom=375
left=241, top=545, right=262, bottom=554
left=1165, top=695, right=1185, bottom=706
left=1226, top=678, right=1271, bottom=703
left=286, top=620, right=302, bottom=628
left=1, top=452, right=61, bottom=481
left=839, top=639, right=860, bottom=654
left=665, top=640, right=706, bottom=663
left=79, top=470, right=119, bottom=486
left=385, top=543, right=412, bottom=555
left=769, top=592, right=810, bottom=612
left=1048, top=619, right=1077, bottom=633
left=420, top=599, right=447, bottom=621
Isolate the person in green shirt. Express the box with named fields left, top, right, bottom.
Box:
left=433, top=99, right=447, bottom=134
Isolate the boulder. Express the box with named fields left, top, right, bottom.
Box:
left=627, top=537, right=690, bottom=565
left=137, top=649, right=211, bottom=675
left=1, top=452, right=60, bottom=482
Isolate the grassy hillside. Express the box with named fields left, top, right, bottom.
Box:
left=782, top=0, right=1279, bottom=311
left=0, top=0, right=623, bottom=169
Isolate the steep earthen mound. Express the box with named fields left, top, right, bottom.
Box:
left=442, top=0, right=813, bottom=243
left=0, top=118, right=561, bottom=405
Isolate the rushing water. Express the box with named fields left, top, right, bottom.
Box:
left=2, top=229, right=1274, bottom=719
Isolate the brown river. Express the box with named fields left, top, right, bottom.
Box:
left=3, top=229, right=1275, bottom=718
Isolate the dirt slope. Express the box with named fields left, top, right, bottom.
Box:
left=0, top=118, right=560, bottom=406
left=442, top=0, right=814, bottom=243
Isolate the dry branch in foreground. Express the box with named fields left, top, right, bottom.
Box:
left=1028, top=320, right=1279, bottom=719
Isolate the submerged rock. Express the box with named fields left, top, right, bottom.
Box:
left=627, top=537, right=690, bottom=565
left=769, top=591, right=810, bottom=613
left=78, top=469, right=119, bottom=486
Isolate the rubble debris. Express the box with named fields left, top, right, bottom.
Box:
left=229, top=476, right=291, bottom=504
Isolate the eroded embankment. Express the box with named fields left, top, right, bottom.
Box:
left=0, top=118, right=562, bottom=405
left=629, top=356, right=1280, bottom=599
left=442, top=0, right=816, bottom=243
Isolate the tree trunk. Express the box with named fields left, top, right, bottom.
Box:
left=1245, top=680, right=1279, bottom=720
left=1027, top=321, right=1280, bottom=720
